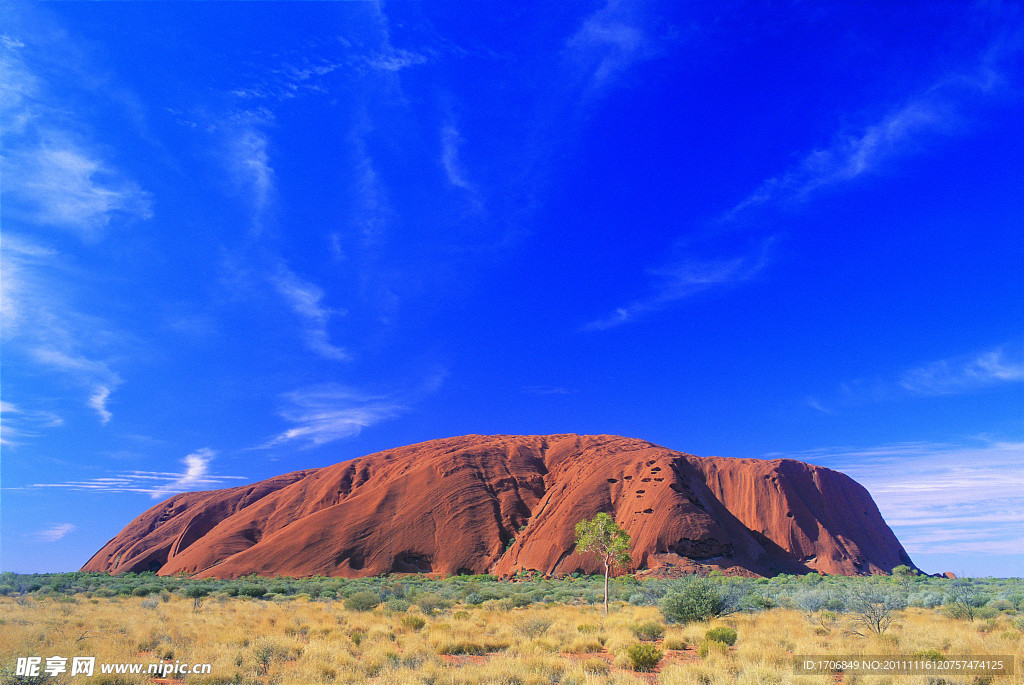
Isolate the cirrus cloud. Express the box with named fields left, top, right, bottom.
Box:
left=23, top=448, right=245, bottom=500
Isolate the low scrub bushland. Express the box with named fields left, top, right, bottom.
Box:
left=0, top=571, right=1020, bottom=684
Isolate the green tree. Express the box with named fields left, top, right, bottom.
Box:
left=184, top=584, right=210, bottom=610
left=891, top=564, right=918, bottom=593
left=574, top=513, right=631, bottom=613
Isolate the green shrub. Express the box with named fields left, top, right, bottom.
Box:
left=401, top=615, right=426, bottom=630
left=628, top=592, right=650, bottom=606
left=580, top=657, right=609, bottom=674
left=414, top=592, right=452, bottom=615
left=909, top=591, right=943, bottom=608
left=238, top=584, right=267, bottom=598
left=661, top=577, right=726, bottom=624
left=507, top=593, right=532, bottom=608
left=705, top=626, right=737, bottom=646
left=630, top=621, right=665, bottom=641
left=344, top=591, right=381, bottom=612
left=975, top=606, right=999, bottom=620
left=626, top=643, right=662, bottom=671
left=698, top=638, right=729, bottom=658
left=741, top=592, right=775, bottom=610
left=988, top=599, right=1013, bottom=612
left=384, top=597, right=410, bottom=612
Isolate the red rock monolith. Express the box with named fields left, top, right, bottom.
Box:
left=81, top=434, right=915, bottom=578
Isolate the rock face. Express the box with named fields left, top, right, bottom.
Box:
left=81, top=434, right=916, bottom=578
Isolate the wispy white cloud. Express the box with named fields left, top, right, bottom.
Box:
left=29, top=348, right=116, bottom=382
left=350, top=124, right=391, bottom=246
left=588, top=41, right=1015, bottom=333
left=5, top=141, right=153, bottom=241
left=826, top=344, right=1024, bottom=408
left=261, top=385, right=404, bottom=449
left=148, top=448, right=218, bottom=499
left=583, top=238, right=773, bottom=331
left=2, top=234, right=126, bottom=424
left=0, top=27, right=149, bottom=424
left=565, top=0, right=656, bottom=94
left=264, top=60, right=342, bottom=98
left=726, top=61, right=1008, bottom=220
left=25, top=448, right=245, bottom=499
left=440, top=121, right=486, bottom=216
left=0, top=401, right=63, bottom=446
left=28, top=348, right=123, bottom=424
left=728, top=101, right=946, bottom=218
left=260, top=372, right=446, bottom=449
left=899, top=347, right=1024, bottom=396
left=270, top=265, right=349, bottom=361
left=522, top=386, right=576, bottom=396
left=366, top=48, right=427, bottom=73
left=440, top=124, right=473, bottom=193
left=1, top=35, right=152, bottom=241
left=0, top=233, right=55, bottom=338
left=228, top=18, right=426, bottom=101
left=88, top=386, right=114, bottom=425
left=0, top=32, right=43, bottom=136
left=36, top=523, right=75, bottom=542
left=213, top=108, right=277, bottom=234
left=271, top=268, right=335, bottom=322
left=361, top=2, right=429, bottom=75
left=804, top=397, right=833, bottom=415
left=234, top=127, right=274, bottom=211
left=774, top=439, right=1024, bottom=556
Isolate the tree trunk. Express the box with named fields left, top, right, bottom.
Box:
left=603, top=557, right=610, bottom=614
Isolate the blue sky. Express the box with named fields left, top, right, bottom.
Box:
left=1, top=1, right=1022, bottom=578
